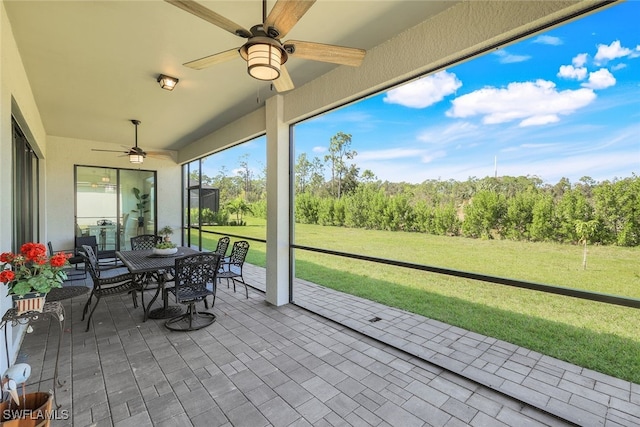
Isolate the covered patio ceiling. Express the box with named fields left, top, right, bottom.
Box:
left=4, top=0, right=459, bottom=152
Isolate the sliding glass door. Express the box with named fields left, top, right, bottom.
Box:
left=75, top=166, right=156, bottom=251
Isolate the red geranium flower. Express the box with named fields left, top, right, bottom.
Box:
left=0, top=270, right=15, bottom=283
left=0, top=242, right=69, bottom=296
left=49, top=253, right=68, bottom=268
left=0, top=252, right=15, bottom=263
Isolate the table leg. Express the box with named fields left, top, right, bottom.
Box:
left=145, top=272, right=184, bottom=320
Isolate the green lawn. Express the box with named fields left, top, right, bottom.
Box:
left=197, top=218, right=640, bottom=384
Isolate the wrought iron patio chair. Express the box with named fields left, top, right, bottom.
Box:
left=131, top=234, right=168, bottom=287
left=130, top=234, right=162, bottom=250
left=48, top=241, right=85, bottom=280
left=76, top=235, right=119, bottom=269
left=213, top=236, right=230, bottom=258
left=81, top=244, right=144, bottom=331
left=165, top=253, right=221, bottom=331
left=218, top=240, right=250, bottom=299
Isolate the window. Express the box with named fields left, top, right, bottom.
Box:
left=182, top=137, right=266, bottom=264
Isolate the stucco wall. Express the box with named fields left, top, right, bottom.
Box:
left=0, top=1, right=48, bottom=369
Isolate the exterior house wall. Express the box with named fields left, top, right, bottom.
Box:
left=0, top=1, right=49, bottom=368
left=0, top=2, right=182, bottom=367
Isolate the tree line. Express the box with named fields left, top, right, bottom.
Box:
left=292, top=132, right=639, bottom=247
left=193, top=132, right=639, bottom=247
left=294, top=174, right=639, bottom=246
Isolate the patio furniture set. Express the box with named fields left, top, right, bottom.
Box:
left=78, top=235, right=250, bottom=332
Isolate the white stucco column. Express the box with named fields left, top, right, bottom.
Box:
left=265, top=94, right=290, bottom=306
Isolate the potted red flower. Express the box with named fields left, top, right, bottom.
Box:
left=1, top=243, right=70, bottom=314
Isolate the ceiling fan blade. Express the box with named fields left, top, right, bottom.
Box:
left=285, top=40, right=365, bottom=66
left=184, top=48, right=240, bottom=70
left=147, top=151, right=177, bottom=161
left=265, top=0, right=316, bottom=39
left=165, top=0, right=251, bottom=38
left=92, top=149, right=127, bottom=154
left=273, top=64, right=295, bottom=92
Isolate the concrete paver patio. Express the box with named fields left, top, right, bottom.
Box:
left=16, top=263, right=640, bottom=426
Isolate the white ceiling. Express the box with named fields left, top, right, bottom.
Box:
left=4, top=0, right=458, bottom=153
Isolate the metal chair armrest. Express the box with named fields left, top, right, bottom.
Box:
left=98, top=273, right=135, bottom=285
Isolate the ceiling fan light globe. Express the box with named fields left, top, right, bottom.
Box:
left=247, top=43, right=281, bottom=81
left=129, top=153, right=144, bottom=164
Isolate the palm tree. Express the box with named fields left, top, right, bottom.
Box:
left=226, top=198, right=253, bottom=225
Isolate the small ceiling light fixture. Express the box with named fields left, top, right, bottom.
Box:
left=157, top=74, right=179, bottom=91
left=239, top=35, right=287, bottom=81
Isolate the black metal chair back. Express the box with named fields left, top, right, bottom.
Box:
left=80, top=244, right=143, bottom=331
left=131, top=235, right=162, bottom=250
left=228, top=240, right=249, bottom=265
left=214, top=236, right=230, bottom=257
left=218, top=240, right=250, bottom=298
left=81, top=244, right=100, bottom=277
left=48, top=241, right=85, bottom=279
left=165, top=253, right=221, bottom=331
left=76, top=235, right=98, bottom=257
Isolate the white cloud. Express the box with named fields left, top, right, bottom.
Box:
left=383, top=71, right=462, bottom=108
left=446, top=80, right=597, bottom=127
left=582, top=68, right=616, bottom=89
left=417, top=122, right=479, bottom=145
left=558, top=53, right=589, bottom=80
left=518, top=143, right=560, bottom=149
left=357, top=148, right=426, bottom=161
left=533, top=35, right=563, bottom=46
left=594, top=40, right=632, bottom=64
left=421, top=150, right=447, bottom=163
left=557, top=65, right=587, bottom=80
left=520, top=115, right=561, bottom=127
left=312, top=146, right=326, bottom=153
left=573, top=53, right=588, bottom=67
left=493, top=50, right=531, bottom=64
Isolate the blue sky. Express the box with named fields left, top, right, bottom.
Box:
left=205, top=2, right=639, bottom=185
left=294, top=1, right=640, bottom=185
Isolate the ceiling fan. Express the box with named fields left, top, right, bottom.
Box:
left=91, top=120, right=170, bottom=164
left=166, top=0, right=366, bottom=92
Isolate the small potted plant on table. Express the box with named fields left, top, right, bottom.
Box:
left=0, top=243, right=70, bottom=314
left=158, top=226, right=174, bottom=242
left=154, top=226, right=177, bottom=255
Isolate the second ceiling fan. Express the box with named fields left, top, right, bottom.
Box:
left=91, top=120, right=170, bottom=164
left=166, top=0, right=366, bottom=92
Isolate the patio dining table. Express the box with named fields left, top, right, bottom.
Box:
left=116, top=246, right=199, bottom=321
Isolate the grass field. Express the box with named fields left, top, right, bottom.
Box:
left=197, top=218, right=640, bottom=384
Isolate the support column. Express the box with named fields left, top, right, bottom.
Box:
left=265, top=95, right=290, bottom=306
